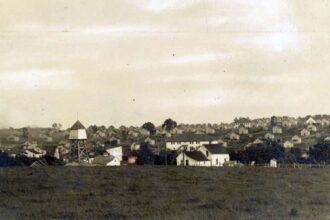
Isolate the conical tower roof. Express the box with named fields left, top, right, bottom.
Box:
left=70, top=120, right=86, bottom=130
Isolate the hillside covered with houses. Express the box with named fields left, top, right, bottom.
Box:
left=1, top=115, right=330, bottom=167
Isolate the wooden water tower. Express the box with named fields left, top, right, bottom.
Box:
left=69, top=120, right=88, bottom=162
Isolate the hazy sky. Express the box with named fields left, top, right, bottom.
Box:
left=1, top=0, right=330, bottom=128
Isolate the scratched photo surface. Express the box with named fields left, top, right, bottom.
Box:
left=0, top=1, right=330, bottom=219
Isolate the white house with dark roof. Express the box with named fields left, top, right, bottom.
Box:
left=198, top=144, right=229, bottom=167
left=307, top=124, right=317, bottom=132
left=272, top=126, right=283, bottom=134
left=305, top=117, right=316, bottom=125
left=282, top=120, right=292, bottom=128
left=238, top=127, right=248, bottom=135
left=170, top=127, right=183, bottom=135
left=283, top=141, right=294, bottom=149
left=176, top=151, right=211, bottom=167
left=320, top=118, right=330, bottom=127
left=301, top=129, right=310, bottom=137
left=233, top=118, right=252, bottom=128
left=229, top=132, right=240, bottom=140
left=253, top=139, right=264, bottom=145
left=292, top=135, right=302, bottom=144
left=264, top=132, right=275, bottom=140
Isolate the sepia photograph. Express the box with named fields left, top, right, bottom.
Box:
left=1, top=0, right=330, bottom=219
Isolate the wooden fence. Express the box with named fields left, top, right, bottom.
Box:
left=248, top=163, right=330, bottom=168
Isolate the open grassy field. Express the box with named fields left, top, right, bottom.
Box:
left=0, top=167, right=329, bottom=220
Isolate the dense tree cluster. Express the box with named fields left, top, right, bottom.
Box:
left=309, top=141, right=330, bottom=163
left=142, top=122, right=156, bottom=135
left=162, top=119, right=177, bottom=132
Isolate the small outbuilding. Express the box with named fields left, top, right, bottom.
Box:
left=270, top=159, right=277, bottom=168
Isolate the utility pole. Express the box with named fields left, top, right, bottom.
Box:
left=165, top=144, right=167, bottom=167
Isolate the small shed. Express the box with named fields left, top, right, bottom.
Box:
left=270, top=159, right=277, bottom=168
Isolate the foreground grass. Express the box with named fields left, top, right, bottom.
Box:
left=0, top=167, right=329, bottom=220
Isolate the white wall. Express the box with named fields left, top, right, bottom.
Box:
left=69, top=129, right=87, bottom=140
left=211, top=154, right=230, bottom=167
left=198, top=145, right=229, bottom=167
left=106, top=147, right=123, bottom=161
left=176, top=153, right=211, bottom=167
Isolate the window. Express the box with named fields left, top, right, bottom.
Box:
left=186, top=160, right=189, bottom=166
left=206, top=151, right=209, bottom=157
left=216, top=159, right=219, bottom=165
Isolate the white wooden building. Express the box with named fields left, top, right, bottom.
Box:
left=305, top=117, right=316, bottom=125
left=270, top=159, right=277, bottom=168
left=229, top=132, right=240, bottom=140
left=283, top=141, right=294, bottom=148
left=307, top=124, right=317, bottom=132
left=301, top=129, right=310, bottom=137
left=176, top=151, right=211, bottom=167
left=272, top=126, right=283, bottom=134
left=238, top=127, right=249, bottom=135
left=198, top=144, right=230, bottom=167
left=291, top=135, right=302, bottom=144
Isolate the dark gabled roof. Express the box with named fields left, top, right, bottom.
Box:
left=185, top=151, right=209, bottom=161
left=203, top=144, right=228, bottom=154
left=70, top=120, right=86, bottom=130
left=167, top=133, right=217, bottom=142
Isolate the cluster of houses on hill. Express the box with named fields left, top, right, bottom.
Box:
left=1, top=115, right=330, bottom=167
